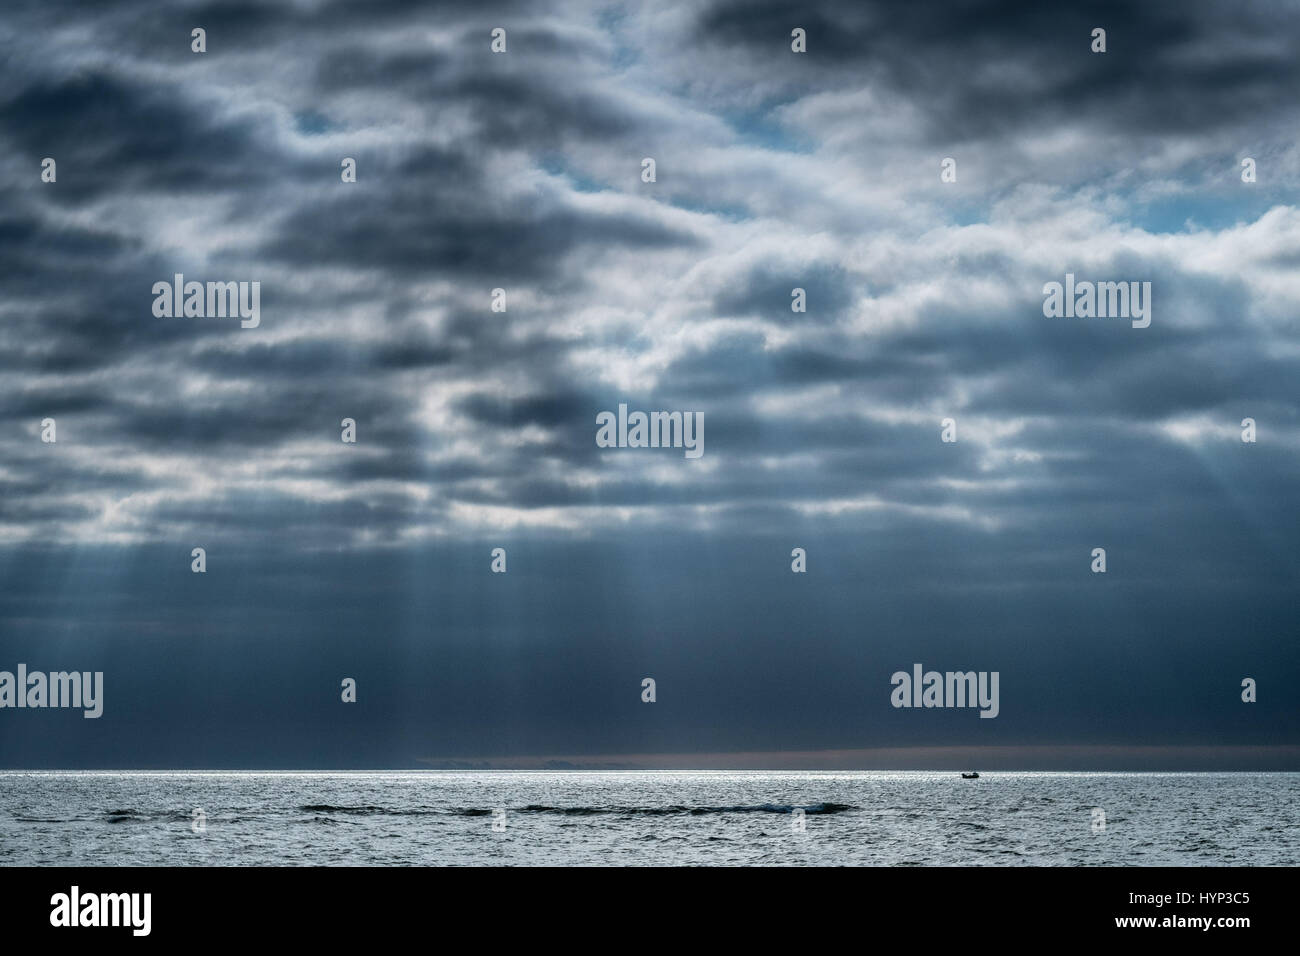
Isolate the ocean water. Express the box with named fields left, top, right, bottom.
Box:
left=0, top=771, right=1296, bottom=866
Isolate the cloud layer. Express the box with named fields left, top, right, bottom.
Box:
left=2, top=0, right=1296, bottom=550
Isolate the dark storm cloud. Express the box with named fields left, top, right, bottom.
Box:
left=188, top=338, right=458, bottom=376
left=694, top=0, right=1300, bottom=141
left=456, top=391, right=594, bottom=429
left=261, top=185, right=698, bottom=277
left=0, top=72, right=298, bottom=202
left=712, top=262, right=854, bottom=323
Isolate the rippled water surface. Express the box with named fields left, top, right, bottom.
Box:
left=1, top=771, right=1295, bottom=866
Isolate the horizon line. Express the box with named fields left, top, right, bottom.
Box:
left=4, top=744, right=1299, bottom=773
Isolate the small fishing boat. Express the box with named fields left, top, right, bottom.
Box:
left=961, top=772, right=980, bottom=779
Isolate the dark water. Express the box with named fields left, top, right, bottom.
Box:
left=1, top=771, right=1295, bottom=866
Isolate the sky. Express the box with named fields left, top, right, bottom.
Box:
left=0, top=0, right=1297, bottom=769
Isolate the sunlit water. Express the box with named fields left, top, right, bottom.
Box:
left=1, top=771, right=1295, bottom=866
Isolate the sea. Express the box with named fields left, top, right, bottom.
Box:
left=1, top=771, right=1296, bottom=866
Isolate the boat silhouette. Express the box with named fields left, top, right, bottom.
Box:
left=961, top=772, right=980, bottom=779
